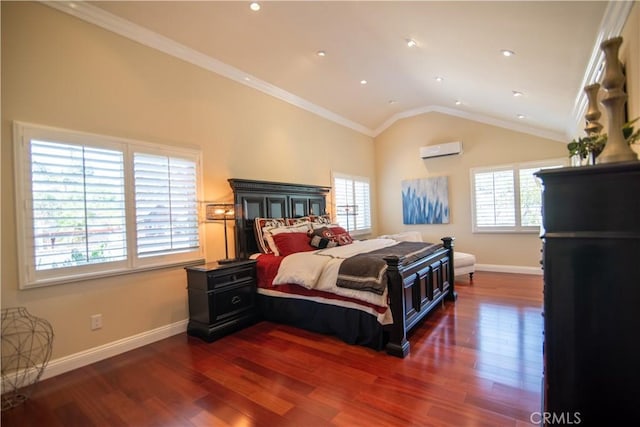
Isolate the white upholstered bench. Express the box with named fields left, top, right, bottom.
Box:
left=454, top=251, right=476, bottom=283
left=379, top=232, right=476, bottom=283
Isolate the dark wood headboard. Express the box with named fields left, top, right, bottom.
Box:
left=228, top=179, right=331, bottom=259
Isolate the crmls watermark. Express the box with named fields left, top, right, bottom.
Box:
left=530, top=412, right=582, bottom=425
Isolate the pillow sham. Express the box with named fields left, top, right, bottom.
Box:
left=271, top=232, right=315, bottom=257
left=254, top=217, right=286, bottom=254
left=309, top=214, right=332, bottom=225
left=286, top=216, right=311, bottom=226
left=265, top=222, right=312, bottom=256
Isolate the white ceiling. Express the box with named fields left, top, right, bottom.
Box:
left=52, top=1, right=630, bottom=140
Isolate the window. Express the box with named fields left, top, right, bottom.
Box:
left=470, top=159, right=565, bottom=233
left=332, top=172, right=371, bottom=235
left=14, top=122, right=203, bottom=288
left=133, top=153, right=200, bottom=257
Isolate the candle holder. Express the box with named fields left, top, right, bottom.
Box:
left=597, top=36, right=637, bottom=164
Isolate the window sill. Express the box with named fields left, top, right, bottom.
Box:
left=20, top=258, right=205, bottom=290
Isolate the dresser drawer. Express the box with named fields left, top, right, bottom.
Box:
left=210, top=280, right=256, bottom=322
left=207, top=267, right=255, bottom=289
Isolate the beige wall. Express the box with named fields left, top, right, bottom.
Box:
left=374, top=112, right=566, bottom=268
left=1, top=2, right=373, bottom=359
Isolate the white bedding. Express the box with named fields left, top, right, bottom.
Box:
left=272, top=238, right=398, bottom=308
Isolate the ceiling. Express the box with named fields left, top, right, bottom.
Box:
left=54, top=1, right=629, bottom=140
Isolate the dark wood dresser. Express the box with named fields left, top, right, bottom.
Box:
left=186, top=260, right=258, bottom=342
left=536, top=161, right=640, bottom=425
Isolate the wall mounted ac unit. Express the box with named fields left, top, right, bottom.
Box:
left=420, top=141, right=463, bottom=159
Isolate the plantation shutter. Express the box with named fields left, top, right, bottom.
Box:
left=30, top=140, right=127, bottom=270
left=332, top=173, right=371, bottom=234
left=519, top=167, right=543, bottom=227
left=134, top=153, right=199, bottom=257
left=471, top=160, right=565, bottom=233
left=473, top=170, right=516, bottom=227
left=333, top=176, right=349, bottom=230
left=353, top=179, right=371, bottom=231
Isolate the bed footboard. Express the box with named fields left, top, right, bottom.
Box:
left=385, top=237, right=456, bottom=357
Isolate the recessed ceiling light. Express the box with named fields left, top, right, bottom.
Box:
left=388, top=100, right=398, bottom=105
left=250, top=2, right=261, bottom=12
left=501, top=49, right=516, bottom=57
left=512, top=90, right=523, bottom=97
left=455, top=100, right=462, bottom=106
left=517, top=114, right=526, bottom=119
left=435, top=76, right=444, bottom=82
left=406, top=39, right=417, bottom=48
left=360, top=80, right=368, bottom=85
left=316, top=50, right=326, bottom=57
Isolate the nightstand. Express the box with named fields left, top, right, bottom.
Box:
left=185, top=259, right=258, bottom=342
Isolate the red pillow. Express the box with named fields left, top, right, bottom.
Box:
left=272, top=232, right=315, bottom=257
left=329, top=226, right=348, bottom=235
left=329, top=226, right=353, bottom=245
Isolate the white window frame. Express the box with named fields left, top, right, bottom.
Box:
left=13, top=121, right=205, bottom=289
left=331, top=172, right=372, bottom=236
left=470, top=158, right=566, bottom=233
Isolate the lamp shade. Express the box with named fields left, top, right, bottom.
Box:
left=206, top=204, right=234, bottom=221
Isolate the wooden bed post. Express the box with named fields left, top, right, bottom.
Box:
left=384, top=256, right=410, bottom=358
left=442, top=237, right=457, bottom=301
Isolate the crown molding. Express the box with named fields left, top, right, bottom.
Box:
left=568, top=0, right=634, bottom=139
left=375, top=105, right=566, bottom=142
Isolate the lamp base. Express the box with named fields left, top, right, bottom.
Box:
left=217, top=258, right=239, bottom=264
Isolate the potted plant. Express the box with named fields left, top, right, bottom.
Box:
left=567, top=134, right=606, bottom=165
left=568, top=117, right=639, bottom=164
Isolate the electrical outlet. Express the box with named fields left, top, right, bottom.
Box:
left=90, top=314, right=103, bottom=330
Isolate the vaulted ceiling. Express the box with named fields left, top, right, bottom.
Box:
left=51, top=1, right=632, bottom=141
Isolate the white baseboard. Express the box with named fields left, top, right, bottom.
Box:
left=476, top=263, right=543, bottom=276
left=41, top=319, right=188, bottom=381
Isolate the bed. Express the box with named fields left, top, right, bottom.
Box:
left=228, top=178, right=457, bottom=357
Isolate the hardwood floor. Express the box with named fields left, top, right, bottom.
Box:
left=2, top=272, right=543, bottom=426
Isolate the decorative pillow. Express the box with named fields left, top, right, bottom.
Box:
left=309, top=214, right=332, bottom=225
left=265, top=222, right=312, bottom=256
left=309, top=226, right=334, bottom=239
left=254, top=218, right=286, bottom=254
left=311, top=221, right=340, bottom=230
left=269, top=223, right=311, bottom=235
left=271, top=232, right=315, bottom=257
left=334, top=232, right=354, bottom=246
left=308, top=226, right=338, bottom=249
left=329, top=226, right=354, bottom=246
left=328, top=225, right=348, bottom=235
left=286, top=216, right=311, bottom=226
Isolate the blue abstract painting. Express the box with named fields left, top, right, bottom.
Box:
left=402, top=177, right=450, bottom=224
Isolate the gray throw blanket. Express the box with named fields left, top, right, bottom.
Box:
left=336, top=242, right=442, bottom=295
